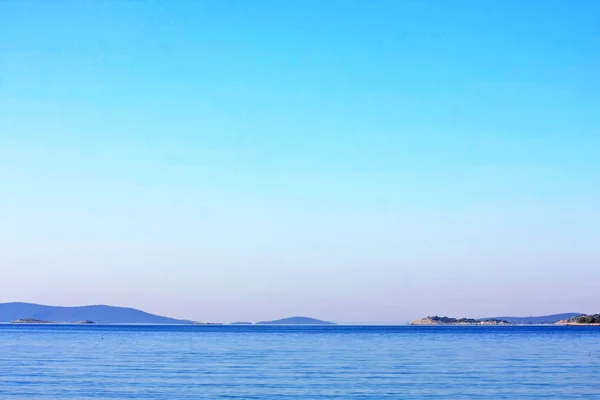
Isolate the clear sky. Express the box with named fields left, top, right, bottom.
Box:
left=1, top=1, right=599, bottom=323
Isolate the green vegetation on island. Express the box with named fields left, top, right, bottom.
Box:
left=483, top=313, right=583, bottom=324
left=12, top=318, right=51, bottom=324
left=410, top=316, right=512, bottom=325
left=557, top=314, right=600, bottom=325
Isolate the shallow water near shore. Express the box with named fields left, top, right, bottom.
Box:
left=1, top=324, right=599, bottom=399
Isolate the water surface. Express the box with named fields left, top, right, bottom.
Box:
left=1, top=325, right=599, bottom=399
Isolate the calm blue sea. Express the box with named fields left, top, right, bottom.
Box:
left=0, top=325, right=599, bottom=399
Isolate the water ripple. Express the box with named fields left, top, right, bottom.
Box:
left=0, top=325, right=599, bottom=399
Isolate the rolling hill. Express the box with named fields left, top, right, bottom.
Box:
left=0, top=302, right=189, bottom=324
left=256, top=316, right=335, bottom=325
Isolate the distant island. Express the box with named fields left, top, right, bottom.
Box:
left=0, top=302, right=190, bottom=324
left=5, top=302, right=593, bottom=326
left=557, top=314, right=600, bottom=325
left=483, top=313, right=583, bottom=324
left=410, top=316, right=512, bottom=325
left=410, top=313, right=594, bottom=326
left=11, top=319, right=96, bottom=324
left=1, top=303, right=334, bottom=325
left=12, top=318, right=51, bottom=324
left=256, top=316, right=335, bottom=325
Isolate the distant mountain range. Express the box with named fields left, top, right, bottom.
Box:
left=0, top=303, right=334, bottom=325
left=0, top=302, right=189, bottom=324
left=256, top=316, right=334, bottom=325
left=482, top=313, right=584, bottom=324
left=1, top=302, right=582, bottom=325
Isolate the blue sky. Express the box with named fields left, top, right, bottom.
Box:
left=1, top=1, right=599, bottom=323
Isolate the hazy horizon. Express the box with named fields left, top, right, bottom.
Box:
left=0, top=301, right=587, bottom=325
left=1, top=1, right=599, bottom=323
